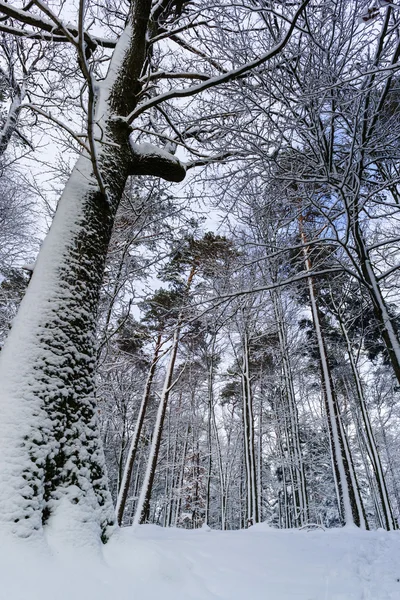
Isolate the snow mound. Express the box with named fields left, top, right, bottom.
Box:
left=2, top=525, right=400, bottom=599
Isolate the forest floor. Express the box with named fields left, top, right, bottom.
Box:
left=2, top=522, right=400, bottom=599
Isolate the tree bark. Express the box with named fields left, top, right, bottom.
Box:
left=241, top=322, right=259, bottom=525
left=0, top=0, right=154, bottom=542
left=353, top=222, right=400, bottom=386
left=272, top=290, right=309, bottom=526
left=116, top=333, right=162, bottom=525
left=337, top=310, right=396, bottom=530
left=133, top=325, right=181, bottom=525
left=300, top=219, right=367, bottom=529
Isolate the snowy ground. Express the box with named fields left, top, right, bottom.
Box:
left=2, top=523, right=400, bottom=599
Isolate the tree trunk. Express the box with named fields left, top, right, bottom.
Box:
left=300, top=220, right=367, bottom=529
left=0, top=83, right=25, bottom=157
left=353, top=222, right=400, bottom=386
left=205, top=334, right=226, bottom=529
left=174, top=423, right=190, bottom=527
left=272, top=291, right=309, bottom=525
left=133, top=264, right=196, bottom=524
left=0, top=0, right=153, bottom=542
left=241, top=324, right=259, bottom=525
left=337, top=312, right=396, bottom=530
left=133, top=327, right=180, bottom=525
left=116, top=333, right=162, bottom=525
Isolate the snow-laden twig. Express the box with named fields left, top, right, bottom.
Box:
left=0, top=0, right=115, bottom=51
left=125, top=0, right=310, bottom=124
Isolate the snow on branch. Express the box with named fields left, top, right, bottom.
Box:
left=125, top=0, right=310, bottom=124
left=128, top=140, right=186, bottom=182
left=186, top=150, right=245, bottom=169
left=0, top=1, right=115, bottom=52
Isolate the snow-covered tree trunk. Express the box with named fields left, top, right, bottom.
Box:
left=205, top=333, right=226, bottom=529
left=116, top=333, right=163, bottom=525
left=300, top=223, right=367, bottom=529
left=205, top=359, right=213, bottom=525
left=173, top=422, right=190, bottom=528
left=133, top=325, right=181, bottom=525
left=376, top=406, right=400, bottom=518
left=353, top=222, right=400, bottom=386
left=0, top=0, right=161, bottom=543
left=337, top=311, right=396, bottom=530
left=0, top=83, right=25, bottom=157
left=166, top=414, right=180, bottom=527
left=272, top=291, right=308, bottom=526
left=241, top=324, right=258, bottom=525
left=274, top=403, right=291, bottom=528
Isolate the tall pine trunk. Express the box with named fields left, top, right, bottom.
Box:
left=336, top=309, right=396, bottom=530
left=116, top=333, right=163, bottom=525
left=241, top=323, right=259, bottom=525
left=300, top=219, right=367, bottom=529
left=272, top=290, right=309, bottom=526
